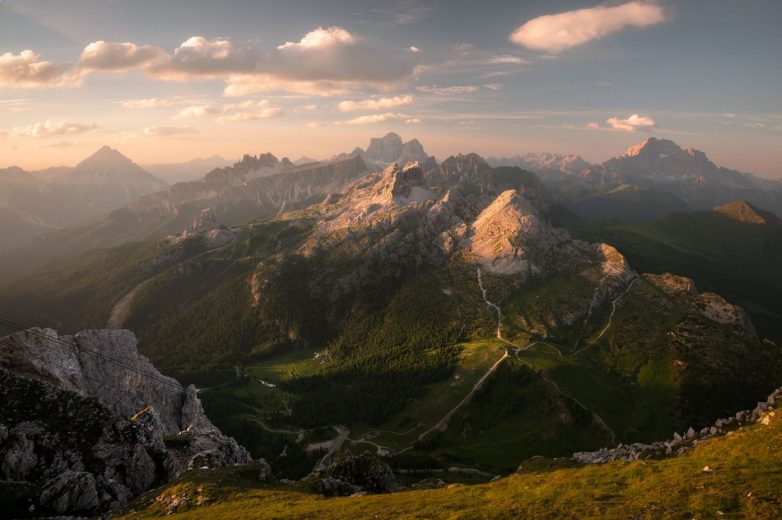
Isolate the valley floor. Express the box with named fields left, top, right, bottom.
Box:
left=117, top=410, right=782, bottom=519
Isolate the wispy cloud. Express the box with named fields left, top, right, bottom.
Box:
left=11, top=119, right=98, bottom=138
left=335, top=112, right=408, bottom=125
left=417, top=85, right=479, bottom=95
left=216, top=100, right=284, bottom=122
left=143, top=125, right=198, bottom=137
left=510, top=1, right=668, bottom=53
left=175, top=104, right=220, bottom=118
left=606, top=114, right=656, bottom=132
left=120, top=98, right=175, bottom=109
left=337, top=95, right=414, bottom=112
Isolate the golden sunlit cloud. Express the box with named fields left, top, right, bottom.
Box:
left=215, top=100, right=284, bottom=122
left=510, top=1, right=667, bottom=53
left=337, top=95, right=414, bottom=112
left=120, top=98, right=175, bottom=109
left=11, top=119, right=98, bottom=138
left=606, top=114, right=656, bottom=132
left=0, top=50, right=78, bottom=88
left=78, top=41, right=166, bottom=72
left=335, top=112, right=409, bottom=125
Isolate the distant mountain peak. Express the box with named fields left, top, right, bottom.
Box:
left=624, top=137, right=683, bottom=158
left=713, top=200, right=779, bottom=224
left=77, top=145, right=137, bottom=169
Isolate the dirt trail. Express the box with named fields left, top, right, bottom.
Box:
left=107, top=279, right=153, bottom=328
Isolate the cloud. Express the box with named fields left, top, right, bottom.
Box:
left=335, top=112, right=407, bottom=125
left=223, top=75, right=356, bottom=97
left=487, top=54, right=525, bottom=65
left=175, top=104, right=220, bottom=118
left=216, top=100, right=284, bottom=122
left=510, top=1, right=667, bottom=53
left=416, top=85, right=479, bottom=95
left=587, top=122, right=600, bottom=130
left=0, top=50, right=77, bottom=87
left=410, top=46, right=421, bottom=53
left=143, top=125, right=198, bottom=137
left=11, top=119, right=98, bottom=138
left=120, top=98, right=174, bottom=109
left=303, top=104, right=318, bottom=110
left=369, top=1, right=432, bottom=25
left=405, top=118, right=422, bottom=124
left=79, top=41, right=166, bottom=71
left=153, top=27, right=417, bottom=95
left=306, top=122, right=326, bottom=128
left=606, top=114, right=656, bottom=132
left=278, top=26, right=355, bottom=50
left=337, top=95, right=413, bottom=112
left=483, top=83, right=505, bottom=91
left=6, top=26, right=418, bottom=96
left=42, top=140, right=76, bottom=148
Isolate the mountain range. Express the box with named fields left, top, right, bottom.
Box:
left=0, top=146, right=167, bottom=253
left=492, top=137, right=782, bottom=222
left=1, top=133, right=781, bottom=516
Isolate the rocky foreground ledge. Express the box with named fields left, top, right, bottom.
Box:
left=572, top=386, right=782, bottom=464
left=0, top=328, right=250, bottom=517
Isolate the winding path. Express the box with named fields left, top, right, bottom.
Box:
left=596, top=277, right=640, bottom=340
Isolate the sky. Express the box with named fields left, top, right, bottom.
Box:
left=0, top=0, right=780, bottom=178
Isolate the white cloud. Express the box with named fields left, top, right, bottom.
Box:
left=606, top=114, right=656, bottom=132
left=120, top=98, right=174, bottom=109
left=303, top=104, right=318, bottom=110
left=216, top=100, right=284, bottom=122
left=306, top=121, right=326, bottom=128
left=410, top=46, right=421, bottom=53
left=587, top=122, right=600, bottom=129
left=405, top=118, right=422, bottom=124
left=223, top=74, right=356, bottom=97
left=483, top=83, right=505, bottom=91
left=278, top=26, right=355, bottom=50
left=488, top=54, right=525, bottom=65
left=11, top=119, right=98, bottom=138
left=335, top=112, right=407, bottom=125
left=175, top=104, right=220, bottom=118
left=416, top=85, right=479, bottom=95
left=337, top=95, right=413, bottom=112
left=143, top=125, right=198, bottom=137
left=510, top=1, right=667, bottom=53
left=79, top=41, right=165, bottom=71
left=0, top=50, right=77, bottom=87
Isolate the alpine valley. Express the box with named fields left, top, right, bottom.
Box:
left=1, top=133, right=781, bottom=517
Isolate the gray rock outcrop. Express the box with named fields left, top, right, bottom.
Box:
left=0, top=328, right=251, bottom=516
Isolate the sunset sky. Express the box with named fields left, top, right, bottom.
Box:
left=1, top=0, right=780, bottom=177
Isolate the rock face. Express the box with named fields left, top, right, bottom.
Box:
left=0, top=328, right=250, bottom=516
left=347, top=132, right=433, bottom=169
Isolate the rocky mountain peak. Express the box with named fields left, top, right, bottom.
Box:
left=185, top=207, right=219, bottom=235
left=624, top=137, right=683, bottom=158
left=77, top=145, right=136, bottom=169
left=365, top=132, right=404, bottom=163
left=387, top=161, right=424, bottom=199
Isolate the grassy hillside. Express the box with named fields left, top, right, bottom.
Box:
left=116, top=408, right=782, bottom=519
left=576, top=205, right=782, bottom=341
